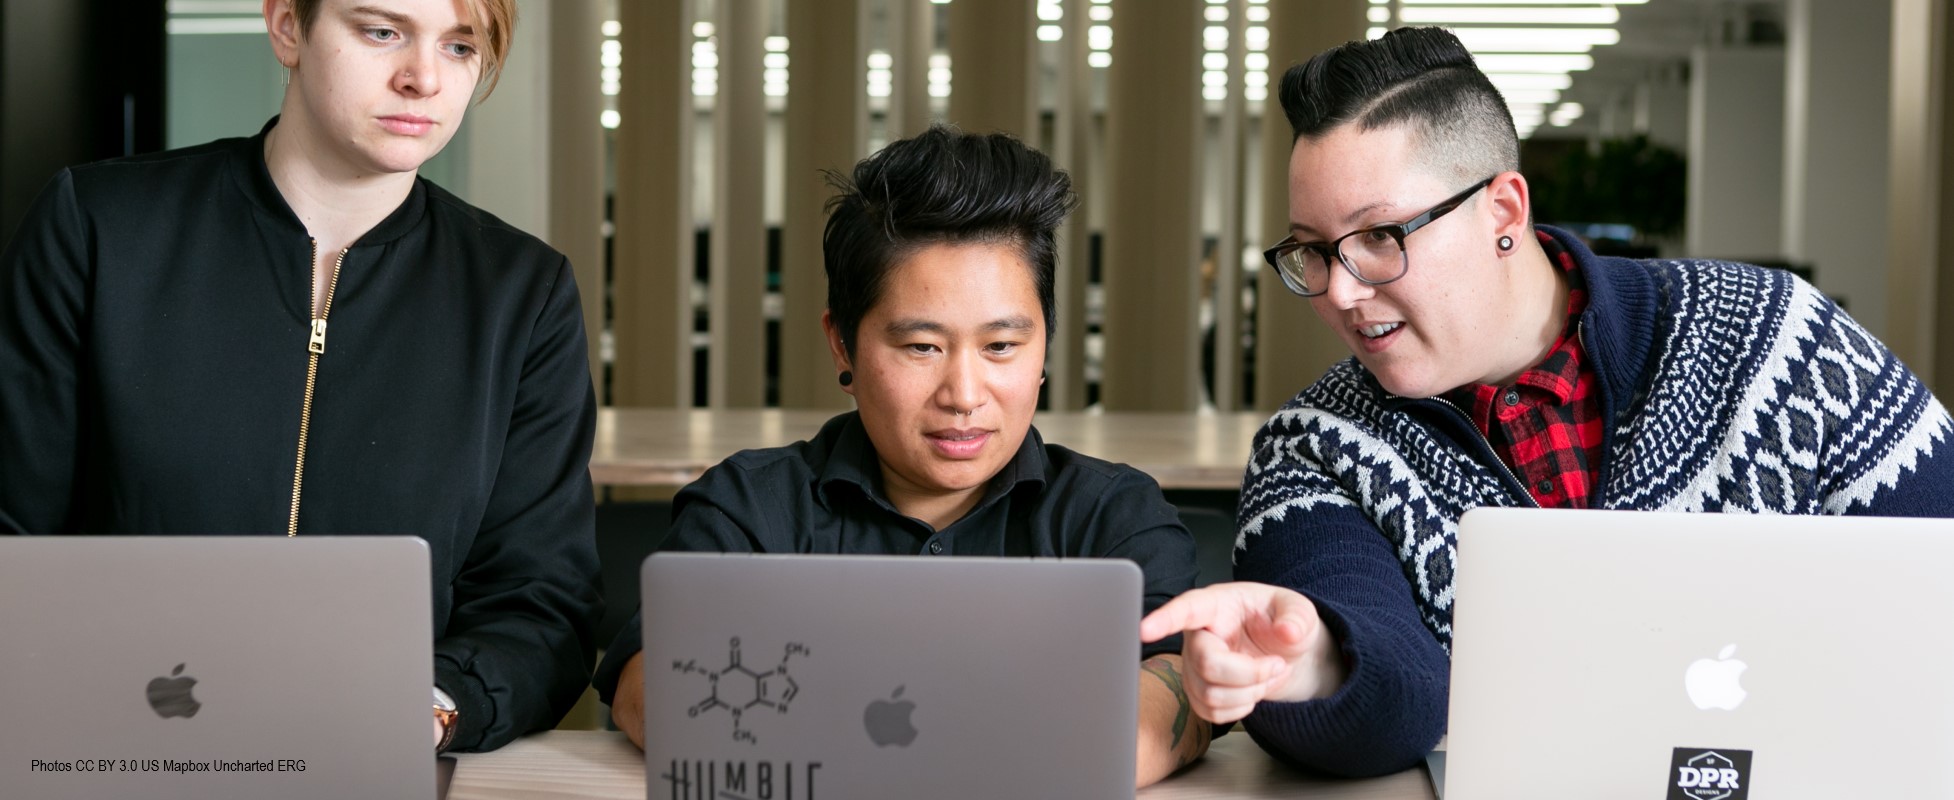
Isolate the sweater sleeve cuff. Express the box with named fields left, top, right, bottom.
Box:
left=434, top=659, right=496, bottom=753
left=592, top=611, right=645, bottom=706
left=1239, top=596, right=1445, bottom=778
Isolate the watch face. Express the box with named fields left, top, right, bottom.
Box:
left=433, top=687, right=460, bottom=752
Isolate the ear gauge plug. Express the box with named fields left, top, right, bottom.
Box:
left=838, top=370, right=854, bottom=387
left=1498, top=235, right=1515, bottom=252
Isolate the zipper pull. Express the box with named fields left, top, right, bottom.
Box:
left=309, top=319, right=328, bottom=354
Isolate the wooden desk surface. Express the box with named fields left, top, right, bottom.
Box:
left=592, top=409, right=1269, bottom=491
left=447, top=730, right=1436, bottom=800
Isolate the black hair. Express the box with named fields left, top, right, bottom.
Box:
left=1279, top=27, right=1518, bottom=183
left=821, top=125, right=1077, bottom=359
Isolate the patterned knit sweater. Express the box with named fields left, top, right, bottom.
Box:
left=1232, top=226, right=1954, bottom=777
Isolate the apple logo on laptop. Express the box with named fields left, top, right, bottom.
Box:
left=1685, top=645, right=1748, bottom=711
left=147, top=663, right=201, bottom=719
left=864, top=686, right=918, bottom=747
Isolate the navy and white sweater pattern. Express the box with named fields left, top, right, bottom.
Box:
left=1231, top=226, right=1954, bottom=778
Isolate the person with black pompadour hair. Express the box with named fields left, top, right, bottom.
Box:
left=1142, top=26, right=1952, bottom=777
left=595, top=125, right=1211, bottom=788
left=820, top=124, right=1066, bottom=359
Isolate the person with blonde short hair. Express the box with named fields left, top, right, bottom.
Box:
left=0, top=0, right=600, bottom=753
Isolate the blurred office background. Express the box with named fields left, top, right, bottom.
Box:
left=4, top=0, right=1948, bottom=727
left=3, top=0, right=1949, bottom=415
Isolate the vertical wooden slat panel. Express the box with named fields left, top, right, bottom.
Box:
left=1940, top=1, right=1954, bottom=394
left=613, top=0, right=695, bottom=408
left=1048, top=0, right=1094, bottom=410
left=1253, top=0, right=1366, bottom=411
left=710, top=0, right=768, bottom=407
left=1101, top=0, right=1203, bottom=412
left=548, top=0, right=607, bottom=391
left=779, top=0, right=867, bottom=409
left=1886, top=0, right=1950, bottom=392
left=946, top=0, right=1037, bottom=138
left=1212, top=0, right=1249, bottom=411
left=888, top=0, right=936, bottom=140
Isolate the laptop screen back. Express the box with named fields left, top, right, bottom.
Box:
left=641, top=553, right=1142, bottom=800
left=1446, top=509, right=1954, bottom=800
left=0, top=537, right=437, bottom=800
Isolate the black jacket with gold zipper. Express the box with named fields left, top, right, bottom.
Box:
left=0, top=118, right=603, bottom=754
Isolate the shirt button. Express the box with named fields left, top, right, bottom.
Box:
left=1502, top=389, right=1521, bottom=407
left=1536, top=479, right=1554, bottom=494
left=928, top=541, right=944, bottom=555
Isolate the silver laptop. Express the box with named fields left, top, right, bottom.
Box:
left=641, top=553, right=1141, bottom=799
left=0, top=537, right=440, bottom=800
left=1446, top=508, right=1954, bottom=799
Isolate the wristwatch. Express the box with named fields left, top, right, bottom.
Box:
left=433, top=686, right=460, bottom=753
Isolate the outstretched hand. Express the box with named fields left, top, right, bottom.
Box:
left=1140, top=582, right=1346, bottom=724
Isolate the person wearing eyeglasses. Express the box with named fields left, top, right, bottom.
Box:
left=1140, top=26, right=1954, bottom=778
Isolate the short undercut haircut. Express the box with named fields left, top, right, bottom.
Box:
left=821, top=125, right=1077, bottom=359
left=1279, top=27, right=1518, bottom=185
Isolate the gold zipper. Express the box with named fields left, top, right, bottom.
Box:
left=288, top=240, right=348, bottom=537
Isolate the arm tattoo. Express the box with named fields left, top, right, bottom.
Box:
left=1142, top=657, right=1194, bottom=753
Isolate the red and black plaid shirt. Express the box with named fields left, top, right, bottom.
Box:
left=1444, top=231, right=1602, bottom=508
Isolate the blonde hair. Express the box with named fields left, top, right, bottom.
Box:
left=290, top=0, right=517, bottom=99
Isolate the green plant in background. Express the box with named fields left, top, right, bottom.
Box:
left=1530, top=135, right=1687, bottom=240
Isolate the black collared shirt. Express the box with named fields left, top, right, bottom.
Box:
left=593, top=411, right=1198, bottom=702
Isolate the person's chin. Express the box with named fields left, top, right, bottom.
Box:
left=361, top=142, right=442, bottom=175
left=1366, top=363, right=1443, bottom=399
left=921, top=458, right=1001, bottom=491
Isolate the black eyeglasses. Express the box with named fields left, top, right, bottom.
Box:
left=1262, top=175, right=1497, bottom=298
